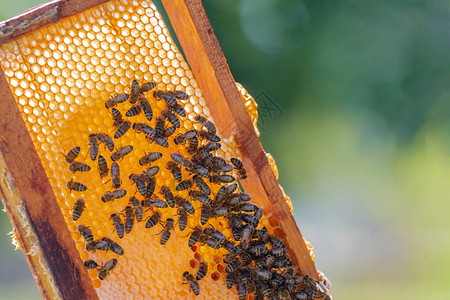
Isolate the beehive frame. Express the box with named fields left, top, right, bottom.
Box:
left=0, top=0, right=318, bottom=299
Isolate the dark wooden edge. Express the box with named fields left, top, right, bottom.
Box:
left=0, top=66, right=98, bottom=299
left=161, top=0, right=319, bottom=279
left=0, top=0, right=109, bottom=45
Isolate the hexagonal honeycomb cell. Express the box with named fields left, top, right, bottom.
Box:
left=0, top=0, right=321, bottom=299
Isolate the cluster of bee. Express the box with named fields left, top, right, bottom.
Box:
left=63, top=79, right=331, bottom=299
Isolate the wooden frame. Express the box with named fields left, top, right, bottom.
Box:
left=0, top=0, right=318, bottom=298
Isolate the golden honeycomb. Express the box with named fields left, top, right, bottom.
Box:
left=0, top=0, right=320, bottom=299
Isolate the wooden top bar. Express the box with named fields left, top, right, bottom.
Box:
left=0, top=0, right=108, bottom=45
left=161, top=0, right=319, bottom=279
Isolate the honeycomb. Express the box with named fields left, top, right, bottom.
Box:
left=0, top=0, right=322, bottom=299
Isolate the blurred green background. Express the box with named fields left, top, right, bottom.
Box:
left=0, top=0, right=449, bottom=299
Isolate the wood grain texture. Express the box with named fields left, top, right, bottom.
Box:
left=161, top=0, right=319, bottom=279
left=0, top=0, right=109, bottom=45
left=0, top=66, right=98, bottom=300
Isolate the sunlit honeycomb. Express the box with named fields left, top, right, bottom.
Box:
left=0, top=0, right=315, bottom=299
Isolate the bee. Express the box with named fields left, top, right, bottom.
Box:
left=111, top=145, right=133, bottom=162
left=240, top=224, right=255, bottom=250
left=101, top=190, right=127, bottom=202
left=175, top=197, right=195, bottom=214
left=84, top=259, right=99, bottom=270
left=72, top=198, right=85, bottom=221
left=138, top=97, right=153, bottom=121
left=187, top=136, right=198, bottom=154
left=188, top=226, right=203, bottom=247
left=129, top=174, right=147, bottom=196
left=154, top=116, right=165, bottom=136
left=141, top=81, right=156, bottom=92
left=177, top=208, right=188, bottom=231
left=176, top=179, right=193, bottom=191
left=88, top=134, right=99, bottom=160
left=192, top=164, right=210, bottom=178
left=195, top=115, right=216, bottom=134
left=129, top=196, right=143, bottom=222
left=237, top=169, right=247, bottom=180
left=196, top=261, right=208, bottom=281
left=154, top=90, right=177, bottom=106
left=214, top=186, right=228, bottom=203
left=235, top=282, right=247, bottom=300
left=264, top=254, right=276, bottom=269
left=174, top=129, right=197, bottom=144
left=213, top=164, right=233, bottom=173
left=138, top=152, right=162, bottom=166
left=203, top=228, right=226, bottom=244
left=142, top=198, right=167, bottom=209
left=299, top=275, right=318, bottom=300
left=192, top=175, right=211, bottom=195
left=198, top=130, right=220, bottom=142
left=213, top=207, right=229, bottom=217
left=101, top=237, right=124, bottom=256
left=269, top=236, right=285, bottom=249
left=222, top=241, right=236, bottom=254
left=170, top=103, right=187, bottom=117
left=145, top=211, right=162, bottom=228
left=133, top=122, right=156, bottom=138
left=67, top=179, right=87, bottom=192
left=254, top=227, right=269, bottom=242
left=189, top=190, right=212, bottom=205
left=86, top=240, right=110, bottom=252
left=171, top=153, right=185, bottom=165
left=97, top=155, right=109, bottom=179
left=143, top=165, right=160, bottom=178
left=271, top=247, right=286, bottom=257
left=225, top=256, right=242, bottom=274
left=182, top=271, right=200, bottom=296
left=123, top=206, right=134, bottom=234
left=146, top=178, right=156, bottom=198
left=162, top=125, right=177, bottom=138
left=200, top=205, right=211, bottom=225
left=212, top=174, right=235, bottom=183
left=230, top=158, right=244, bottom=169
left=111, top=162, right=121, bottom=189
left=167, top=161, right=182, bottom=182
left=293, top=291, right=309, bottom=300
left=204, top=142, right=222, bottom=152
left=248, top=243, right=269, bottom=256
left=78, top=225, right=93, bottom=243
left=98, top=258, right=118, bottom=280
left=168, top=90, right=189, bottom=100
left=211, top=157, right=226, bottom=167
left=161, top=186, right=175, bottom=208
left=153, top=136, right=169, bottom=148
left=237, top=213, right=258, bottom=225
left=256, top=281, right=272, bottom=298
left=125, top=104, right=142, bottom=117
left=269, top=272, right=284, bottom=287
left=278, top=286, right=291, bottom=300
left=105, top=93, right=129, bottom=108
left=236, top=203, right=258, bottom=213
left=110, top=213, right=125, bottom=239
left=111, top=108, right=123, bottom=127
left=130, top=79, right=141, bottom=103
left=64, top=146, right=80, bottom=163
left=225, top=273, right=235, bottom=289
left=114, top=120, right=132, bottom=139
left=160, top=218, right=175, bottom=245
left=68, top=161, right=91, bottom=173
left=96, top=133, right=115, bottom=151
left=205, top=237, right=220, bottom=249
left=162, top=109, right=180, bottom=128
left=273, top=256, right=292, bottom=268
